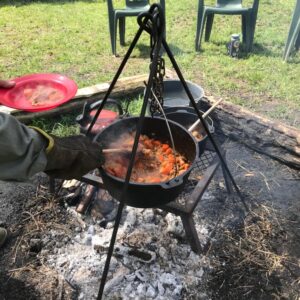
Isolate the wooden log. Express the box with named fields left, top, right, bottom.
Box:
left=200, top=96, right=300, bottom=170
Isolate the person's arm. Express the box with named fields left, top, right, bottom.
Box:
left=0, top=112, right=48, bottom=181
left=0, top=81, right=46, bottom=180
left=0, top=112, right=104, bottom=181
left=0, top=80, right=104, bottom=181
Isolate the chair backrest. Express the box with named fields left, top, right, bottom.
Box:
left=216, top=0, right=242, bottom=6
left=126, top=0, right=149, bottom=8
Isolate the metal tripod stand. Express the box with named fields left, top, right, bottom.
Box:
left=84, top=4, right=249, bottom=299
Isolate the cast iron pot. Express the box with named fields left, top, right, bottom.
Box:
left=94, top=117, right=198, bottom=208
left=145, top=79, right=204, bottom=114
left=155, top=107, right=214, bottom=156
left=76, top=98, right=123, bottom=136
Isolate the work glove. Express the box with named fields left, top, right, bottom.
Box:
left=33, top=128, right=104, bottom=179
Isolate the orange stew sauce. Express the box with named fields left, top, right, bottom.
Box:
left=103, top=132, right=190, bottom=183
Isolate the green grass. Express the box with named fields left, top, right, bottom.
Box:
left=29, top=96, right=143, bottom=136
left=0, top=0, right=299, bottom=129
left=30, top=113, right=80, bottom=135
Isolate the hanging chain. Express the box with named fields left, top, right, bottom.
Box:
left=149, top=57, right=165, bottom=116
left=149, top=17, right=165, bottom=116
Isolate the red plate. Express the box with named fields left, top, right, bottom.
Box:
left=0, top=73, right=78, bottom=112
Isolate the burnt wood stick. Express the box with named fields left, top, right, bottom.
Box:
left=65, top=184, right=82, bottom=206
left=76, top=184, right=97, bottom=214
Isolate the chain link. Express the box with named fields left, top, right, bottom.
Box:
left=149, top=56, right=165, bottom=116
left=149, top=23, right=165, bottom=116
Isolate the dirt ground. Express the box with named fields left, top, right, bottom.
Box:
left=0, top=136, right=299, bottom=300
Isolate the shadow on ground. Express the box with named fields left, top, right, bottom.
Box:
left=0, top=276, right=39, bottom=300
left=133, top=42, right=191, bottom=59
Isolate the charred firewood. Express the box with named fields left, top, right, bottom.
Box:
left=76, top=184, right=97, bottom=214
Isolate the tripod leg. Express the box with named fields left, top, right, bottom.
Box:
left=87, top=24, right=145, bottom=135
left=49, top=176, right=56, bottom=194
left=162, top=38, right=248, bottom=212
left=221, top=154, right=249, bottom=212
left=180, top=214, right=202, bottom=254
left=221, top=158, right=234, bottom=195
left=97, top=15, right=165, bottom=299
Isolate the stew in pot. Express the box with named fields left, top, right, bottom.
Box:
left=103, top=132, right=191, bottom=183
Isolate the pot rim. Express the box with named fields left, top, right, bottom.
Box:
left=156, top=108, right=214, bottom=135
left=163, top=79, right=204, bottom=96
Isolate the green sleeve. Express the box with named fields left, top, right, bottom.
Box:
left=0, top=113, right=48, bottom=181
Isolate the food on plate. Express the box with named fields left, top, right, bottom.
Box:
left=23, top=84, right=63, bottom=106
left=103, top=132, right=191, bottom=183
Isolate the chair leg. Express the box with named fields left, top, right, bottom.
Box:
left=284, top=19, right=300, bottom=61
left=195, top=11, right=207, bottom=51
left=248, top=0, right=259, bottom=52
left=119, top=17, right=125, bottom=46
left=294, top=1, right=300, bottom=50
left=245, top=14, right=253, bottom=52
left=283, top=0, right=300, bottom=60
left=205, top=13, right=214, bottom=42
left=248, top=19, right=255, bottom=52
left=112, top=18, right=117, bottom=56
left=108, top=11, right=116, bottom=55
left=283, top=28, right=294, bottom=60
left=242, top=15, right=247, bottom=44
left=296, top=30, right=300, bottom=50
left=195, top=8, right=203, bottom=51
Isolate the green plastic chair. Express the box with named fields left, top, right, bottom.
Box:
left=195, top=0, right=259, bottom=52
left=283, top=0, right=300, bottom=61
left=107, top=0, right=165, bottom=55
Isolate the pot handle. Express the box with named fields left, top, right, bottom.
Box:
left=208, top=120, right=214, bottom=134
left=175, top=108, right=191, bottom=113
left=76, top=98, right=123, bottom=125
left=161, top=176, right=183, bottom=189
left=208, top=116, right=214, bottom=133
left=89, top=98, right=123, bottom=115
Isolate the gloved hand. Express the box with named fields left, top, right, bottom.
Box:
left=33, top=128, right=104, bottom=179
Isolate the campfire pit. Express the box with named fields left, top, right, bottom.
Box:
left=80, top=141, right=228, bottom=254
left=50, top=4, right=247, bottom=299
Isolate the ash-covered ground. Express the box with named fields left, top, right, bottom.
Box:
left=0, top=138, right=299, bottom=300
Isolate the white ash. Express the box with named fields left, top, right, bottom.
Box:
left=40, top=204, right=212, bottom=299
